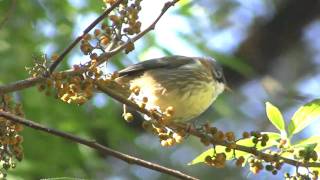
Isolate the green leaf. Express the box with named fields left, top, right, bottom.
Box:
left=178, top=0, right=191, bottom=6
left=237, top=132, right=281, bottom=149
left=305, top=143, right=317, bottom=152
left=288, top=99, right=320, bottom=137
left=189, top=132, right=281, bottom=166
left=293, top=136, right=320, bottom=147
left=188, top=147, right=218, bottom=165
left=282, top=143, right=318, bottom=160
left=188, top=145, right=249, bottom=165
left=265, top=102, right=286, bottom=134
left=293, top=136, right=320, bottom=152
left=311, top=168, right=320, bottom=176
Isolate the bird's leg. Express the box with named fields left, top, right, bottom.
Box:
left=122, top=104, right=127, bottom=117
left=187, top=118, right=203, bottom=132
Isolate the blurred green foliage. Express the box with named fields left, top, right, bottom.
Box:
left=2, top=0, right=319, bottom=179
left=0, top=1, right=137, bottom=179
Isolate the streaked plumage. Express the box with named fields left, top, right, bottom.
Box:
left=116, top=55, right=225, bottom=123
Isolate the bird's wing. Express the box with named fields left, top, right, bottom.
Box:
left=117, top=55, right=194, bottom=77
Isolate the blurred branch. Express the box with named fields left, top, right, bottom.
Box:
left=0, top=0, right=179, bottom=95
left=96, top=82, right=320, bottom=169
left=227, top=0, right=320, bottom=86
left=0, top=0, right=16, bottom=30
left=0, top=111, right=198, bottom=180
left=48, top=0, right=125, bottom=73
left=0, top=76, right=45, bottom=95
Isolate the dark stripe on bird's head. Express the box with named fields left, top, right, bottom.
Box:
left=198, top=57, right=226, bottom=83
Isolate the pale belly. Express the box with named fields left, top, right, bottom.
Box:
left=131, top=76, right=223, bottom=122
left=154, top=85, right=216, bottom=122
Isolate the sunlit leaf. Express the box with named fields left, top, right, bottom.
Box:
left=305, top=143, right=317, bottom=152
left=265, top=102, right=286, bottom=135
left=237, top=132, right=281, bottom=149
left=178, top=0, right=191, bottom=6
left=310, top=167, right=320, bottom=175
left=288, top=99, right=320, bottom=137
left=188, top=146, right=244, bottom=165
left=176, top=0, right=193, bottom=16
left=293, top=136, right=320, bottom=148
left=188, top=147, right=215, bottom=165
left=281, top=143, right=318, bottom=161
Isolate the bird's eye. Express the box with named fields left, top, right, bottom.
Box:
left=213, top=69, right=225, bottom=83
left=215, top=70, right=223, bottom=78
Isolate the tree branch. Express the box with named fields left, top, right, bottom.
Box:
left=48, top=0, right=125, bottom=74
left=0, top=0, right=179, bottom=95
left=0, top=111, right=198, bottom=180
left=0, top=76, right=45, bottom=95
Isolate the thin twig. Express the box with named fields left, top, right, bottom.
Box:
left=48, top=0, right=125, bottom=74
left=0, top=111, right=198, bottom=180
left=0, top=0, right=179, bottom=95
left=97, top=0, right=179, bottom=62
left=0, top=77, right=45, bottom=95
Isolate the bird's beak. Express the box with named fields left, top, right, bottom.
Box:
left=221, top=75, right=232, bottom=92
left=224, top=84, right=233, bottom=93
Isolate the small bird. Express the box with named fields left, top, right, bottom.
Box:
left=115, top=55, right=226, bottom=123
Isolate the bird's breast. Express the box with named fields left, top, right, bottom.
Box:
left=130, top=73, right=223, bottom=122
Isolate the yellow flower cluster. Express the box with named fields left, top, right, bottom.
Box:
left=0, top=95, right=24, bottom=178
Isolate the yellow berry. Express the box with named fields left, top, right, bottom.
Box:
left=51, top=54, right=59, bottom=61
left=166, top=138, right=175, bottom=146
left=142, top=97, right=148, bottom=103
left=217, top=131, right=225, bottom=141
left=226, top=131, right=235, bottom=141
left=15, top=135, right=23, bottom=144
left=160, top=140, right=169, bottom=147
left=37, top=84, right=46, bottom=92
left=14, top=124, right=24, bottom=131
left=125, top=41, right=135, bottom=54
left=242, top=131, right=250, bottom=139
left=94, top=29, right=101, bottom=36
left=83, top=34, right=91, bottom=41
left=100, top=35, right=110, bottom=45
left=209, top=127, right=218, bottom=135
left=173, top=133, right=183, bottom=143
left=236, top=156, right=245, bottom=167
left=130, top=85, right=140, bottom=95
left=109, top=15, right=120, bottom=24
left=165, top=106, right=174, bottom=116
left=123, top=113, right=134, bottom=122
